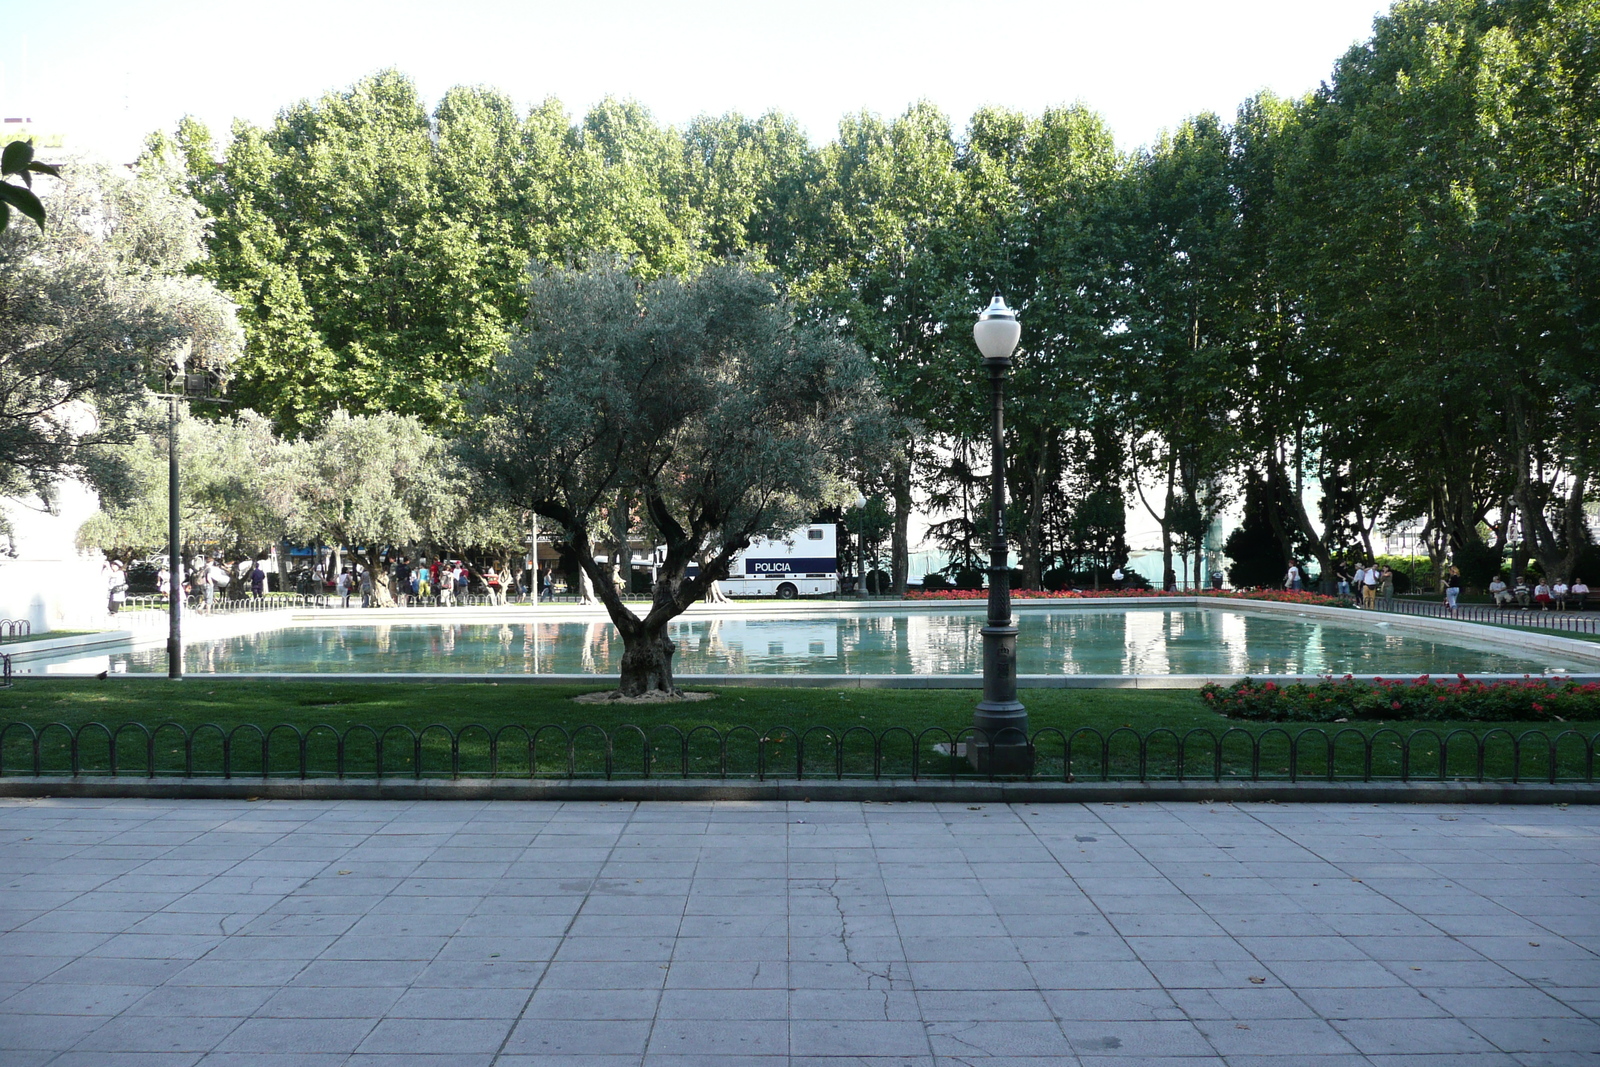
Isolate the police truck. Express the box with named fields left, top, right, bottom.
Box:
left=679, top=524, right=840, bottom=598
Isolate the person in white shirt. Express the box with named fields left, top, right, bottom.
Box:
left=1489, top=575, right=1512, bottom=607
left=1361, top=563, right=1379, bottom=609
left=1571, top=578, right=1590, bottom=611
left=1284, top=561, right=1302, bottom=591
left=1552, top=579, right=1570, bottom=611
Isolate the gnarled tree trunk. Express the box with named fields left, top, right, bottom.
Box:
left=617, top=621, right=677, bottom=696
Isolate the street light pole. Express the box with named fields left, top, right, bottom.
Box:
left=161, top=351, right=225, bottom=681
left=166, top=393, right=183, bottom=679
left=971, top=294, right=1029, bottom=773
left=853, top=492, right=867, bottom=598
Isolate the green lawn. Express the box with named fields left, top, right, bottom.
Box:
left=2, top=679, right=1593, bottom=784
left=0, top=630, right=103, bottom=646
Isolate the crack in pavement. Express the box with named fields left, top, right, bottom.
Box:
left=812, top=875, right=899, bottom=1019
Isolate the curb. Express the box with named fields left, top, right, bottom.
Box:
left=0, top=777, right=1594, bottom=804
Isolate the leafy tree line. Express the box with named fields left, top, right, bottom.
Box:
left=144, top=0, right=1596, bottom=595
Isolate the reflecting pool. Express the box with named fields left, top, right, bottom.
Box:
left=34, top=607, right=1570, bottom=676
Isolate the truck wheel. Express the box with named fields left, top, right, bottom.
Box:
left=776, top=583, right=798, bottom=600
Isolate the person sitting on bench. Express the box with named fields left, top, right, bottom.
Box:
left=1533, top=580, right=1553, bottom=610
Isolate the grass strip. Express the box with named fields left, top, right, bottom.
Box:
left=2, top=679, right=1594, bottom=784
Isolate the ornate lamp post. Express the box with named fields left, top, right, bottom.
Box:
left=852, top=492, right=867, bottom=597
left=970, top=294, right=1029, bottom=772
left=160, top=351, right=226, bottom=680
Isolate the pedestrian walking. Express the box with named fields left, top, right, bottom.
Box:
left=1445, top=565, right=1463, bottom=612
left=106, top=561, right=128, bottom=615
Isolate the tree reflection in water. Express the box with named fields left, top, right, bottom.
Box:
left=89, top=608, right=1555, bottom=676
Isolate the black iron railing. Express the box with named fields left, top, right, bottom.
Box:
left=1381, top=597, right=1600, bottom=636
left=0, top=619, right=32, bottom=640
left=1, top=722, right=1595, bottom=785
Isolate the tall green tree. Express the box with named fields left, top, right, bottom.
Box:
left=1109, top=115, right=1244, bottom=588
left=791, top=103, right=966, bottom=595
left=1287, top=0, right=1599, bottom=582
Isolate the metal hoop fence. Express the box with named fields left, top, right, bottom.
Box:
left=1381, top=596, right=1600, bottom=636
left=1, top=722, right=1595, bottom=785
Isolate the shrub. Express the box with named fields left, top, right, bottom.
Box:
left=1377, top=555, right=1433, bottom=594
left=919, top=572, right=951, bottom=591
left=1200, top=675, right=1600, bottom=723
left=951, top=566, right=985, bottom=590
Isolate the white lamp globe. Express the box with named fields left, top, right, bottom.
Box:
left=973, top=294, right=1021, bottom=361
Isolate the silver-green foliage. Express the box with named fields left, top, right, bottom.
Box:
left=466, top=259, right=891, bottom=692
left=0, top=156, right=241, bottom=501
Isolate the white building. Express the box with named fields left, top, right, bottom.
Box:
left=0, top=478, right=114, bottom=631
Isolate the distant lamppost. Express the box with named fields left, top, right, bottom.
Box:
left=160, top=351, right=226, bottom=681
left=853, top=492, right=867, bottom=597
left=970, top=295, right=1029, bottom=772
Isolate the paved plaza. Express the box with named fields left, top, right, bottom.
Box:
left=0, top=798, right=1597, bottom=1066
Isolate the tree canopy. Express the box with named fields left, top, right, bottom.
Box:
left=0, top=156, right=241, bottom=509
left=115, top=0, right=1600, bottom=594
left=464, top=259, right=891, bottom=694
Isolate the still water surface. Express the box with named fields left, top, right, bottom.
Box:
left=74, top=608, right=1561, bottom=676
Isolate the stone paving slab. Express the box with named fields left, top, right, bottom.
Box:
left=0, top=799, right=1596, bottom=1066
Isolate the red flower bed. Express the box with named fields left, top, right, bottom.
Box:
left=904, top=588, right=1353, bottom=609
left=1201, top=674, right=1600, bottom=723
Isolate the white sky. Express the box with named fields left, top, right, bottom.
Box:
left=7, top=0, right=1390, bottom=159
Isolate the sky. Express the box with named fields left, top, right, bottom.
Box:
left=5, top=0, right=1393, bottom=160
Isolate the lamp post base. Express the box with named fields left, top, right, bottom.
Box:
left=967, top=740, right=1035, bottom=775
left=968, top=697, right=1034, bottom=774
left=936, top=738, right=1036, bottom=775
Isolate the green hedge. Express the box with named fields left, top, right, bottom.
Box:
left=1201, top=675, right=1600, bottom=723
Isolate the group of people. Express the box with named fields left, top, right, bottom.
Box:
left=321, top=557, right=525, bottom=608
left=106, top=555, right=266, bottom=615
left=1329, top=561, right=1398, bottom=608
left=1489, top=574, right=1591, bottom=611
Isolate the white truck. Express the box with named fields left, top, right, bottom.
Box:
left=677, top=524, right=840, bottom=598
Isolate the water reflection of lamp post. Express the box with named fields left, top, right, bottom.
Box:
left=856, top=493, right=869, bottom=596
left=970, top=295, right=1030, bottom=773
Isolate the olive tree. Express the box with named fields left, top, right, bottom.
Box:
left=465, top=259, right=889, bottom=696
left=286, top=410, right=461, bottom=605
left=0, top=156, right=240, bottom=504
